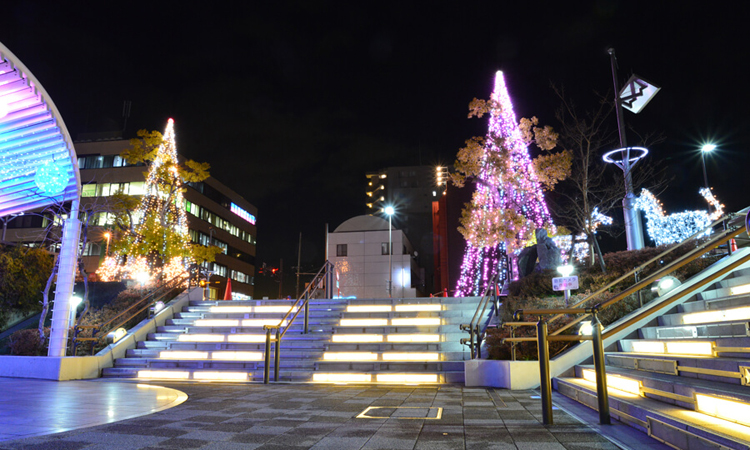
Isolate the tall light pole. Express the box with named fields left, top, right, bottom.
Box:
left=103, top=231, right=111, bottom=256
left=701, top=143, right=716, bottom=190
left=384, top=206, right=395, bottom=298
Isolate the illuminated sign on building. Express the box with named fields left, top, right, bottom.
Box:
left=231, top=203, right=256, bottom=225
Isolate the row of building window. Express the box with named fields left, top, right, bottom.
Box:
left=199, top=261, right=254, bottom=285
left=185, top=200, right=256, bottom=246
left=78, top=155, right=144, bottom=170
left=82, top=182, right=146, bottom=197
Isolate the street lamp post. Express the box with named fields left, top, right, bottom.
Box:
left=701, top=143, right=716, bottom=190
left=103, top=232, right=111, bottom=256
left=384, top=206, right=395, bottom=298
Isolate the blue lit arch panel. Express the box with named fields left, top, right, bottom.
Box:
left=0, top=42, right=80, bottom=216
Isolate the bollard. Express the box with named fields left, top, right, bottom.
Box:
left=537, top=319, right=553, bottom=425
left=591, top=314, right=611, bottom=424
left=274, top=328, right=281, bottom=382
left=264, top=328, right=272, bottom=384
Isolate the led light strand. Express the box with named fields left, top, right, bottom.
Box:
left=635, top=188, right=725, bottom=246
left=456, top=71, right=554, bottom=296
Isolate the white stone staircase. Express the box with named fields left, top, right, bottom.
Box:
left=102, top=295, right=482, bottom=384
left=554, top=258, right=750, bottom=449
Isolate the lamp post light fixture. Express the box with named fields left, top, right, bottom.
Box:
left=384, top=205, right=395, bottom=298
left=103, top=231, right=111, bottom=256
left=701, top=143, right=716, bottom=191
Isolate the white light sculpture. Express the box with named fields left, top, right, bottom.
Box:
left=635, top=188, right=724, bottom=246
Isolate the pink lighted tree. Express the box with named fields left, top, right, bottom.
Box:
left=453, top=71, right=570, bottom=296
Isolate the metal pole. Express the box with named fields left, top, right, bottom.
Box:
left=564, top=289, right=570, bottom=308
left=701, top=151, right=710, bottom=190
left=304, top=295, right=309, bottom=334
left=537, top=319, right=553, bottom=425
left=264, top=328, right=271, bottom=384
left=475, top=325, right=482, bottom=359
left=274, top=328, right=280, bottom=382
left=296, top=232, right=302, bottom=299
left=607, top=48, right=644, bottom=251
left=278, top=258, right=283, bottom=299
left=591, top=314, right=611, bottom=424
left=388, top=214, right=393, bottom=298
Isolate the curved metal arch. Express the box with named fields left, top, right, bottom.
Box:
left=0, top=42, right=81, bottom=217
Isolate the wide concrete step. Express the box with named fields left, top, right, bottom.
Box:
left=139, top=341, right=328, bottom=351
left=101, top=366, right=313, bottom=382
left=324, top=343, right=463, bottom=352
left=640, top=321, right=750, bottom=340
left=314, top=361, right=464, bottom=371
left=114, top=359, right=319, bottom=370
left=618, top=337, right=750, bottom=357
left=555, top=374, right=750, bottom=450
left=606, top=352, right=750, bottom=386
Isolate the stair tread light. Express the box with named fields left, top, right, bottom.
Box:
left=347, top=305, right=392, bottom=312
left=683, top=306, right=750, bottom=325
left=331, top=334, right=384, bottom=343
left=137, top=370, right=190, bottom=380
left=192, top=371, right=248, bottom=381
left=323, top=352, right=378, bottom=361
left=382, top=353, right=439, bottom=361
left=391, top=318, right=440, bottom=326
left=581, top=369, right=642, bottom=396
left=695, top=394, right=750, bottom=427
left=387, top=334, right=440, bottom=342
left=394, top=304, right=441, bottom=312
left=340, top=319, right=388, bottom=326
left=312, top=373, right=372, bottom=383
left=376, top=374, right=438, bottom=383
left=630, top=340, right=715, bottom=356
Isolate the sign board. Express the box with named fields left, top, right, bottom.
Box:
left=552, top=276, right=579, bottom=291
left=619, top=74, right=660, bottom=114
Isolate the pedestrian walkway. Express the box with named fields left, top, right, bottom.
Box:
left=0, top=378, right=187, bottom=442
left=0, top=377, right=670, bottom=449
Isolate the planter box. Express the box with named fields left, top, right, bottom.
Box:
left=465, top=359, right=539, bottom=389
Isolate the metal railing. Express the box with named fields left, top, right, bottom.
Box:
left=261, top=260, right=334, bottom=383
left=460, top=273, right=502, bottom=359
left=72, top=273, right=189, bottom=355
left=505, top=213, right=740, bottom=346
left=512, top=212, right=748, bottom=425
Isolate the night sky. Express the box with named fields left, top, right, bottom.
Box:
left=2, top=2, right=749, bottom=297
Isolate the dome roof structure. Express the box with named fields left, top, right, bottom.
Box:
left=334, top=215, right=393, bottom=232
left=0, top=42, right=81, bottom=216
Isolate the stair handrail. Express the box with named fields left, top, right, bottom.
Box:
left=460, top=272, right=502, bottom=359
left=512, top=212, right=749, bottom=426
left=261, top=260, right=335, bottom=383
left=509, top=212, right=741, bottom=341
left=72, top=272, right=189, bottom=355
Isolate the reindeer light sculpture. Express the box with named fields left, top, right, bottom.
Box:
left=635, top=188, right=724, bottom=246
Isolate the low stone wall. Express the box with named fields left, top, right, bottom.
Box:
left=0, top=287, right=201, bottom=381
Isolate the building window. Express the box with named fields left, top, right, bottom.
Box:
left=381, top=242, right=391, bottom=255
left=336, top=244, right=347, bottom=257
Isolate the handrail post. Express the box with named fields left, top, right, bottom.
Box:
left=264, top=328, right=272, bottom=384
left=274, top=328, right=281, bottom=382
left=510, top=326, right=516, bottom=361
left=469, top=326, right=475, bottom=359
left=475, top=325, right=482, bottom=359
left=537, top=318, right=553, bottom=425
left=591, top=313, right=611, bottom=424
left=304, top=293, right=310, bottom=334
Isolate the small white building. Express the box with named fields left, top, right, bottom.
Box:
left=328, top=215, right=422, bottom=299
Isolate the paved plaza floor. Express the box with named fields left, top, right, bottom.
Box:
left=0, top=377, right=670, bottom=450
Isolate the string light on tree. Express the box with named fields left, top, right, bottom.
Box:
left=455, top=71, right=562, bottom=296
left=97, top=119, right=195, bottom=282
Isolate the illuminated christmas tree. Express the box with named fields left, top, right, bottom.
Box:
left=455, top=72, right=557, bottom=296
left=98, top=119, right=201, bottom=283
